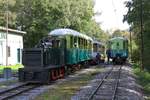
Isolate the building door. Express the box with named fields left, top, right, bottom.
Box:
left=0, top=41, right=2, bottom=65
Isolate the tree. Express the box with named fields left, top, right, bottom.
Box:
left=0, top=0, right=108, bottom=47
left=0, top=0, right=16, bottom=28
left=14, top=0, right=107, bottom=47
left=124, top=0, right=150, bottom=70
left=112, top=29, right=129, bottom=38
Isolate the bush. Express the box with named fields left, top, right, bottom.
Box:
left=133, top=64, right=150, bottom=95
left=0, top=64, right=23, bottom=73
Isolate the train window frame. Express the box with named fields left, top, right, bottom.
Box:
left=80, top=38, right=84, bottom=49
left=52, top=39, right=60, bottom=48
left=78, top=37, right=81, bottom=49
left=70, top=36, right=74, bottom=48
left=93, top=43, right=98, bottom=52
left=73, top=36, right=78, bottom=48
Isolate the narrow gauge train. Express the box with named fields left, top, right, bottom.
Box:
left=19, top=28, right=93, bottom=83
left=108, top=37, right=128, bottom=64
left=91, top=40, right=105, bottom=64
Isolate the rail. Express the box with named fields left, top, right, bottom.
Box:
left=87, top=67, right=114, bottom=100
left=87, top=65, right=122, bottom=100
left=0, top=82, right=40, bottom=100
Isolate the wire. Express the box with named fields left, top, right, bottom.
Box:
left=112, top=0, right=119, bottom=28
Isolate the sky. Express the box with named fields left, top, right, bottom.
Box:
left=94, top=0, right=129, bottom=31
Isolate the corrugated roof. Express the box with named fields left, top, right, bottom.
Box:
left=0, top=26, right=26, bottom=35
left=110, top=37, right=128, bottom=41
left=49, top=28, right=92, bottom=41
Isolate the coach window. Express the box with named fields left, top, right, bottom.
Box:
left=82, top=39, right=84, bottom=49
left=80, top=38, right=82, bottom=49
left=74, top=36, right=78, bottom=48
left=89, top=41, right=91, bottom=50
left=85, top=40, right=87, bottom=49
left=83, top=39, right=85, bottom=49
left=78, top=38, right=80, bottom=48
left=93, top=43, right=97, bottom=52
left=52, top=40, right=60, bottom=48
left=98, top=45, right=101, bottom=52
left=88, top=41, right=90, bottom=50
left=70, top=36, right=74, bottom=48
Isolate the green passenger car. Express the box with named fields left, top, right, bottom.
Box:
left=49, top=28, right=93, bottom=65
left=108, top=37, right=128, bottom=64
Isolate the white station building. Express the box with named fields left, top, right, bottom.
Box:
left=0, top=26, right=26, bottom=65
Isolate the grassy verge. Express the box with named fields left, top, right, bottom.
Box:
left=35, top=67, right=103, bottom=100
left=133, top=64, right=150, bottom=100
left=0, top=64, right=23, bottom=74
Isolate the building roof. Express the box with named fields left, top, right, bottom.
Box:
left=49, top=28, right=92, bottom=41
left=0, top=26, right=26, bottom=35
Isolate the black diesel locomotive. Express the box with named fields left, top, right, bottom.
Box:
left=19, top=28, right=93, bottom=83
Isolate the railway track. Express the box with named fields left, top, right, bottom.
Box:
left=0, top=82, right=40, bottom=100
left=87, top=65, right=122, bottom=100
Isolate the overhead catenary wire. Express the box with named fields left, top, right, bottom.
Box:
left=112, top=0, right=119, bottom=29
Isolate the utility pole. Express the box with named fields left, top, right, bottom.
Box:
left=140, top=0, right=144, bottom=70
left=6, top=0, right=8, bottom=66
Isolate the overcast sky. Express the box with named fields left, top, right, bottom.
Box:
left=94, top=0, right=129, bottom=31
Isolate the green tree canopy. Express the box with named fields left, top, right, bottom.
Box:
left=15, top=0, right=95, bottom=47
left=124, top=0, right=150, bottom=70
left=0, top=0, right=108, bottom=47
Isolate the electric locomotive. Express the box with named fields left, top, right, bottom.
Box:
left=19, top=28, right=93, bottom=83
left=91, top=40, right=105, bottom=64
left=107, top=37, right=128, bottom=64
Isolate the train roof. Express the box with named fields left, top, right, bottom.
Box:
left=110, top=37, right=128, bottom=41
left=49, top=28, right=92, bottom=41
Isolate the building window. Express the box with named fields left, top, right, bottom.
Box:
left=17, top=48, right=21, bottom=63
left=7, top=46, right=10, bottom=57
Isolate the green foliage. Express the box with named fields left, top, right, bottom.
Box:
left=133, top=65, right=150, bottom=98
left=0, top=0, right=108, bottom=47
left=112, top=29, right=129, bottom=38
left=0, top=0, right=110, bottom=50
left=112, top=30, right=124, bottom=37
left=0, top=0, right=17, bottom=28
left=0, top=64, right=23, bottom=73
left=124, top=0, right=150, bottom=70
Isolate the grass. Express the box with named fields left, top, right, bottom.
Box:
left=34, top=66, right=103, bottom=100
left=0, top=64, right=23, bottom=74
left=133, top=63, right=150, bottom=100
